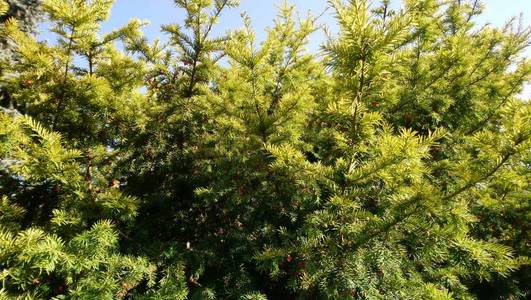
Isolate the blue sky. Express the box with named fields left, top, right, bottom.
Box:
left=93, top=0, right=530, bottom=47
left=39, top=0, right=531, bottom=54
left=38, top=0, right=531, bottom=97
left=95, top=0, right=530, bottom=97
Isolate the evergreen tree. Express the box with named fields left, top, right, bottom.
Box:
left=0, top=0, right=41, bottom=59
left=0, top=0, right=187, bottom=298
left=0, top=0, right=42, bottom=110
left=1, top=0, right=530, bottom=299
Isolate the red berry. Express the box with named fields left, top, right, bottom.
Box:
left=286, top=255, right=293, bottom=262
left=112, top=179, right=120, bottom=188
left=21, top=80, right=33, bottom=87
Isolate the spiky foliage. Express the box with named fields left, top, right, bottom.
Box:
left=0, top=0, right=41, bottom=59
left=1, top=0, right=149, bottom=145
left=0, top=113, right=164, bottom=299
left=0, top=0, right=188, bottom=298
left=0, top=0, right=42, bottom=112
left=1, top=0, right=530, bottom=299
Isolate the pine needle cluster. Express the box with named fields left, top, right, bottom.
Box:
left=0, top=0, right=530, bottom=298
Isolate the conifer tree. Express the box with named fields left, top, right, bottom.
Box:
left=0, top=0, right=41, bottom=111
left=1, top=0, right=530, bottom=299
left=0, top=0, right=41, bottom=60
left=0, top=0, right=187, bottom=298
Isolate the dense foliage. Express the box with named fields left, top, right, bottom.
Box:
left=1, top=0, right=41, bottom=108
left=0, top=0, right=530, bottom=299
left=0, top=0, right=40, bottom=56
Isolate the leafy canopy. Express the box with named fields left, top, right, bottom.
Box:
left=0, top=0, right=530, bottom=299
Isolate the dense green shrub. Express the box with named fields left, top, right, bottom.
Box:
left=1, top=0, right=529, bottom=298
